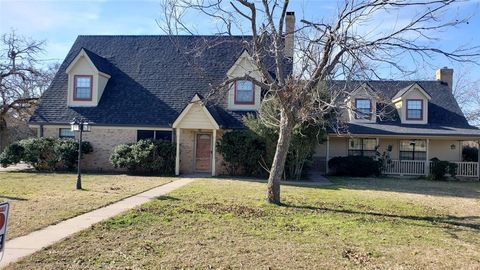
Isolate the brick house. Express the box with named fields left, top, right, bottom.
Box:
left=29, top=14, right=480, bottom=178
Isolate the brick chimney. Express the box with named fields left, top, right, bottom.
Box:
left=436, top=67, right=454, bottom=90
left=285, top=11, right=295, bottom=59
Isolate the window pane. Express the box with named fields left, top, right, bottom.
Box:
left=59, top=128, right=75, bottom=138
left=155, top=131, right=172, bottom=141
left=407, top=100, right=422, bottom=109
left=75, top=76, right=91, bottom=99
left=362, top=139, right=377, bottom=150
left=355, top=99, right=371, bottom=119
left=407, top=109, right=421, bottom=119
left=349, top=138, right=362, bottom=150
left=235, top=80, right=254, bottom=103
left=137, top=130, right=155, bottom=141
left=400, top=140, right=426, bottom=151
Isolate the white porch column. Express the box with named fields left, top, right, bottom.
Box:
left=212, top=129, right=217, bottom=176
left=425, top=139, right=430, bottom=176
left=325, top=135, right=330, bottom=175
left=477, top=140, right=480, bottom=179
left=175, top=128, right=181, bottom=176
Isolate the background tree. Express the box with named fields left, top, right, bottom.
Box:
left=453, top=68, right=480, bottom=126
left=160, top=0, right=479, bottom=204
left=0, top=31, right=56, bottom=150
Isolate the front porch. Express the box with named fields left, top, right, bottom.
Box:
left=318, top=135, right=480, bottom=178
left=172, top=94, right=224, bottom=176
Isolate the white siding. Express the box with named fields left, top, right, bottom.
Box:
left=177, top=103, right=216, bottom=129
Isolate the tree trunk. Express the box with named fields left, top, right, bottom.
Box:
left=266, top=111, right=294, bottom=204
left=0, top=117, right=8, bottom=152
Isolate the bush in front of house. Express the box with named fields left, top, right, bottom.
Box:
left=429, top=157, right=458, bottom=180
left=216, top=130, right=266, bottom=176
left=110, top=139, right=175, bottom=175
left=0, top=137, right=93, bottom=171
left=328, top=156, right=381, bottom=177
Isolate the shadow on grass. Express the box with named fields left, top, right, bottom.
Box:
left=218, top=176, right=480, bottom=199
left=0, top=195, right=28, bottom=201
left=281, top=203, right=480, bottom=231
left=330, top=177, right=480, bottom=199
left=156, top=196, right=180, bottom=201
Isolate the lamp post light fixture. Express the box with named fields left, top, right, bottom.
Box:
left=70, top=118, right=91, bottom=190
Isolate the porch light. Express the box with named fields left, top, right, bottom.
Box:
left=70, top=118, right=91, bottom=190
left=450, top=144, right=456, bottom=150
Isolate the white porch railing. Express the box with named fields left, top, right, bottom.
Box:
left=383, top=160, right=426, bottom=175
left=382, top=160, right=479, bottom=178
left=453, top=162, right=479, bottom=177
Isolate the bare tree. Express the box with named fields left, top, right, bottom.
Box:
left=0, top=31, right=55, bottom=149
left=160, top=0, right=479, bottom=204
left=453, top=68, right=480, bottom=126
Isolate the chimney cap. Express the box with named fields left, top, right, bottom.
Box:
left=286, top=11, right=295, bottom=16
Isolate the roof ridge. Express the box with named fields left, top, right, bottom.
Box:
left=77, top=34, right=253, bottom=38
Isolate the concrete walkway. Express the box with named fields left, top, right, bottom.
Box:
left=0, top=178, right=194, bottom=268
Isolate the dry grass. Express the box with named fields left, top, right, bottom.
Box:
left=6, top=177, right=480, bottom=269
left=0, top=172, right=172, bottom=240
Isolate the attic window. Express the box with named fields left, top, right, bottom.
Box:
left=406, top=100, right=423, bottom=120
left=234, top=80, right=254, bottom=104
left=74, top=75, right=93, bottom=101
left=355, top=99, right=372, bottom=119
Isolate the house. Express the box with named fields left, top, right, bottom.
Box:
left=29, top=13, right=480, bottom=178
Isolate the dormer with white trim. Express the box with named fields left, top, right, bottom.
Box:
left=173, top=94, right=220, bottom=130
left=65, top=48, right=111, bottom=107
left=346, top=83, right=377, bottom=123
left=392, top=83, right=431, bottom=124
left=226, top=51, right=262, bottom=111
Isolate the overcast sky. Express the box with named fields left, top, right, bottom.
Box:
left=1, top=0, right=479, bottom=80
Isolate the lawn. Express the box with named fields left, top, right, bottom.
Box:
left=7, top=177, right=480, bottom=269
left=0, top=172, right=173, bottom=240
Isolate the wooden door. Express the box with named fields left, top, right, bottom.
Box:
left=195, top=134, right=212, bottom=172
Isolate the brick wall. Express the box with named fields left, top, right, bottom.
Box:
left=42, top=126, right=136, bottom=171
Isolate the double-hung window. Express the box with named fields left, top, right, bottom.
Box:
left=74, top=75, right=93, bottom=100
left=234, top=80, right=254, bottom=104
left=399, top=140, right=427, bottom=160
left=406, top=100, right=423, bottom=120
left=348, top=138, right=377, bottom=157
left=355, top=99, right=372, bottom=119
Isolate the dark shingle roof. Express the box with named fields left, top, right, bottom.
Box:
left=30, top=35, right=286, bottom=128
left=329, top=80, right=480, bottom=137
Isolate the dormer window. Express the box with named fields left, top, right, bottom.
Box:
left=355, top=99, right=372, bottom=119
left=74, top=75, right=93, bottom=101
left=406, top=99, right=423, bottom=120
left=234, top=80, right=254, bottom=104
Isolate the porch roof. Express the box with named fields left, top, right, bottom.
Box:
left=331, top=122, right=480, bottom=138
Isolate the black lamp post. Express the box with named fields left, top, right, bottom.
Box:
left=70, top=118, right=91, bottom=190
left=410, top=141, right=416, bottom=160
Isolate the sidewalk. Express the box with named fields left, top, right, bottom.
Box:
left=0, top=178, right=194, bottom=268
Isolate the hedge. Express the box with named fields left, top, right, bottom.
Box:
left=328, top=156, right=381, bottom=177
left=110, top=139, right=175, bottom=175
left=0, top=137, right=93, bottom=171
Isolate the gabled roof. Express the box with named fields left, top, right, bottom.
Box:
left=329, top=80, right=480, bottom=136
left=65, top=48, right=111, bottom=77
left=30, top=35, right=289, bottom=128
left=392, top=82, right=432, bottom=101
